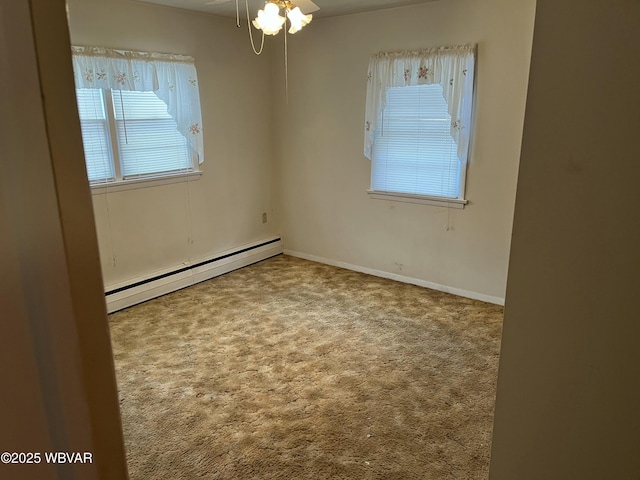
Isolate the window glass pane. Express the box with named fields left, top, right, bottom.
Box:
left=372, top=84, right=460, bottom=198
left=112, top=90, right=192, bottom=178
left=75, top=89, right=114, bottom=183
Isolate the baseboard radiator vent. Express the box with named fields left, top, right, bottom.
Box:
left=105, top=237, right=283, bottom=313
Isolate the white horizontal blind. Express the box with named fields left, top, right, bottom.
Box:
left=75, top=89, right=113, bottom=182
left=372, top=84, right=460, bottom=198
left=113, top=90, right=193, bottom=178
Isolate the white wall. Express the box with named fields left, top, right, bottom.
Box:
left=272, top=0, right=536, bottom=302
left=67, top=0, right=279, bottom=288
left=489, top=0, right=640, bottom=478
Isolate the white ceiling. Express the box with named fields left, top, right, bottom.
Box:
left=134, top=0, right=439, bottom=19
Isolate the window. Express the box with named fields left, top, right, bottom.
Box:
left=71, top=46, right=204, bottom=189
left=364, top=45, right=476, bottom=208
left=371, top=84, right=462, bottom=199
left=76, top=88, right=196, bottom=184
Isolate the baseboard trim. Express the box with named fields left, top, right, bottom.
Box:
left=284, top=249, right=505, bottom=306
left=105, top=237, right=283, bottom=313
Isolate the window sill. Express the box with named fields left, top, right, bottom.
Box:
left=90, top=171, right=202, bottom=194
left=367, top=190, right=468, bottom=209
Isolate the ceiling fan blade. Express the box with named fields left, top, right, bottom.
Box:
left=293, top=0, right=320, bottom=14
left=205, top=0, right=232, bottom=5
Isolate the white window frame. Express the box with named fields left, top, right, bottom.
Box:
left=71, top=46, right=204, bottom=193
left=77, top=88, right=202, bottom=193
left=367, top=187, right=467, bottom=209
left=364, top=45, right=476, bottom=209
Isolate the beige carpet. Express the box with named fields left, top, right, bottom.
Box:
left=109, top=255, right=503, bottom=479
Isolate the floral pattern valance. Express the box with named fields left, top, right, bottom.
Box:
left=71, top=46, right=204, bottom=164
left=364, top=44, right=476, bottom=164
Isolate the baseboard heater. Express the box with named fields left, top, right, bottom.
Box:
left=105, top=237, right=283, bottom=313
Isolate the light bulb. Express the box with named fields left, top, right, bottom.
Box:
left=252, top=2, right=286, bottom=35
left=287, top=6, right=312, bottom=34
left=264, top=2, right=279, bottom=15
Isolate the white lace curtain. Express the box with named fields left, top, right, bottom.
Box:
left=364, top=44, right=476, bottom=163
left=71, top=46, right=204, bottom=164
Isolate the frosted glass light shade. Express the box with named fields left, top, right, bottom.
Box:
left=287, top=6, right=312, bottom=34
left=252, top=2, right=286, bottom=35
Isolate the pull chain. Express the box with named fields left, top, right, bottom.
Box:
left=284, top=19, right=289, bottom=103
left=244, top=0, right=265, bottom=55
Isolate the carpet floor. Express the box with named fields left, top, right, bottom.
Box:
left=109, top=254, right=503, bottom=479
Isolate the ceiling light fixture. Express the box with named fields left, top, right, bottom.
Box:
left=252, top=1, right=313, bottom=36
left=234, top=0, right=316, bottom=55
left=252, top=2, right=287, bottom=35
left=230, top=0, right=316, bottom=99
left=285, top=5, right=313, bottom=34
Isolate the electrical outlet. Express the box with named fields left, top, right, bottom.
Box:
left=262, top=212, right=267, bottom=224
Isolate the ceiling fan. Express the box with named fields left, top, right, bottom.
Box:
left=206, top=0, right=319, bottom=35
left=206, top=0, right=319, bottom=56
